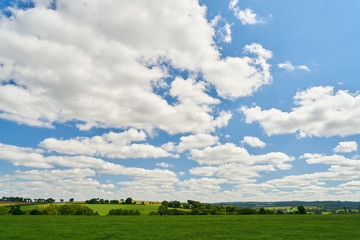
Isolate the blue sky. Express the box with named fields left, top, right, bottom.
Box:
left=0, top=0, right=360, bottom=202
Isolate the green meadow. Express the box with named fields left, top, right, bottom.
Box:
left=0, top=215, right=359, bottom=240
left=82, top=203, right=160, bottom=215
left=17, top=203, right=160, bottom=215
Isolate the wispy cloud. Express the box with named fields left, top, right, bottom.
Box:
left=278, top=61, right=310, bottom=71
left=229, top=0, right=264, bottom=25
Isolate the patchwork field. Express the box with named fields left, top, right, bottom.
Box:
left=0, top=215, right=359, bottom=240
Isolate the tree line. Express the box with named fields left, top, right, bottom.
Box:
left=150, top=200, right=308, bottom=215
left=0, top=204, right=97, bottom=215
left=85, top=197, right=135, bottom=204
left=1, top=196, right=74, bottom=203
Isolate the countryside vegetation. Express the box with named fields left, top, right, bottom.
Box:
left=0, top=196, right=360, bottom=239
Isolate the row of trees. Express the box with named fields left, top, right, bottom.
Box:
left=1, top=196, right=74, bottom=203
left=85, top=197, right=134, bottom=204
left=108, top=209, right=140, bottom=215
left=0, top=204, right=97, bottom=215
left=154, top=200, right=308, bottom=215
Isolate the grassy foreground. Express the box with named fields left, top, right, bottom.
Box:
left=0, top=215, right=359, bottom=239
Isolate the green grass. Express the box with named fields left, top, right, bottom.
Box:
left=17, top=203, right=160, bottom=215
left=0, top=215, right=359, bottom=239
left=82, top=204, right=160, bottom=215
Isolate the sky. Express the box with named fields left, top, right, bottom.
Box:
left=0, top=0, right=360, bottom=202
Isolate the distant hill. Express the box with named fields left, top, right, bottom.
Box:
left=213, top=201, right=360, bottom=212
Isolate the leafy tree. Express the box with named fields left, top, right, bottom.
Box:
left=276, top=209, right=285, bottom=214
left=149, top=211, right=157, bottom=215
left=42, top=204, right=59, bottom=215
left=158, top=206, right=166, bottom=215
left=134, top=210, right=140, bottom=215
left=258, top=208, right=267, bottom=214
left=9, top=206, right=24, bottom=215
left=69, top=198, right=74, bottom=202
left=297, top=205, right=306, bottom=214
left=161, top=201, right=169, bottom=208
left=46, top=198, right=55, bottom=203
left=109, top=209, right=123, bottom=215
left=125, top=197, right=133, bottom=204
left=29, top=208, right=43, bottom=215
left=60, top=199, right=64, bottom=203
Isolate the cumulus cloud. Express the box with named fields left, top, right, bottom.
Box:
left=190, top=143, right=293, bottom=166
left=0, top=0, right=272, bottom=133
left=241, top=136, right=266, bottom=148
left=176, top=134, right=219, bottom=153
left=0, top=142, right=178, bottom=185
left=334, top=141, right=358, bottom=153
left=241, top=86, right=360, bottom=137
left=39, top=128, right=171, bottom=159
left=188, top=143, right=294, bottom=182
left=278, top=61, right=310, bottom=71
left=229, top=0, right=264, bottom=25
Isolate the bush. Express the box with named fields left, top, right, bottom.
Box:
left=29, top=208, right=43, bottom=215
left=0, top=206, right=9, bottom=215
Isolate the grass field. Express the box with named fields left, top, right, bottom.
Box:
left=82, top=203, right=160, bottom=215
left=14, top=203, right=160, bottom=215
left=0, top=215, right=359, bottom=239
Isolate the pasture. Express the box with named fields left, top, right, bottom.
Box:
left=0, top=214, right=359, bottom=239
left=15, top=202, right=160, bottom=215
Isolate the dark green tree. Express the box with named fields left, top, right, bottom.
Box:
left=258, top=208, right=266, bottom=214
left=125, top=197, right=133, bottom=204
left=297, top=205, right=306, bottom=214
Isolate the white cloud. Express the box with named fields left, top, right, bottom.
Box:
left=229, top=0, right=264, bottom=25
left=278, top=61, right=310, bottom=71
left=0, top=0, right=271, bottom=133
left=178, top=178, right=227, bottom=192
left=211, top=15, right=232, bottom=43
left=203, top=43, right=272, bottom=99
left=334, top=141, right=358, bottom=153
left=242, top=86, right=360, bottom=137
left=0, top=142, right=179, bottom=185
left=39, top=129, right=171, bottom=159
left=176, top=134, right=219, bottom=153
left=189, top=143, right=293, bottom=167
left=241, top=136, right=266, bottom=148
left=156, top=162, right=173, bottom=168
left=188, top=143, right=294, bottom=183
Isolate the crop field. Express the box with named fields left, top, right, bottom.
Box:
left=14, top=203, right=160, bottom=215
left=82, top=203, right=160, bottom=215
left=0, top=215, right=359, bottom=240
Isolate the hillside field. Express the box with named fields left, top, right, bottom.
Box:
left=14, top=202, right=161, bottom=215
left=0, top=215, right=359, bottom=239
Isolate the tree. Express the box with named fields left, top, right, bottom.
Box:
left=69, top=198, right=74, bottom=202
left=125, top=197, right=133, bottom=204
left=258, top=208, right=266, bottom=214
left=161, top=201, right=169, bottom=209
left=9, top=206, right=24, bottom=215
left=60, top=199, right=64, bottom=203
left=276, top=209, right=285, bottom=215
left=297, top=205, right=306, bottom=214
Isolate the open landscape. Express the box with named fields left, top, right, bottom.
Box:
left=1, top=0, right=360, bottom=239
left=0, top=215, right=359, bottom=240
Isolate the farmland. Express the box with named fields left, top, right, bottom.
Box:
left=0, top=215, right=359, bottom=239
